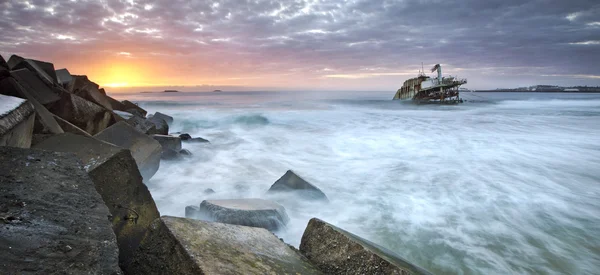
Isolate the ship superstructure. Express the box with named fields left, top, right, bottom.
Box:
left=393, top=64, right=467, bottom=104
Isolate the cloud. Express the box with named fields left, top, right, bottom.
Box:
left=0, top=0, right=599, bottom=89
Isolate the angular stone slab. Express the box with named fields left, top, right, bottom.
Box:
left=121, top=100, right=147, bottom=117
left=191, top=199, right=289, bottom=231
left=107, top=95, right=128, bottom=110
left=55, top=68, right=73, bottom=85
left=152, top=134, right=182, bottom=152
left=126, top=115, right=157, bottom=135
left=128, top=216, right=320, bottom=275
left=300, top=218, right=433, bottom=275
left=53, top=114, right=91, bottom=137
left=68, top=75, right=113, bottom=110
left=10, top=68, right=61, bottom=105
left=151, top=111, right=173, bottom=125
left=268, top=170, right=328, bottom=201
left=0, top=147, right=122, bottom=274
left=34, top=133, right=161, bottom=268
left=94, top=121, right=161, bottom=181
left=0, top=94, right=34, bottom=148
left=47, top=91, right=113, bottom=135
left=8, top=55, right=58, bottom=85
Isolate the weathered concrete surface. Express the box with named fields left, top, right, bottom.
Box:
left=121, top=100, right=147, bottom=117
left=107, top=95, right=128, bottom=111
left=68, top=75, right=113, bottom=110
left=55, top=68, right=73, bottom=85
left=268, top=170, right=328, bottom=201
left=126, top=115, right=157, bottom=135
left=128, top=216, right=320, bottom=275
left=148, top=116, right=169, bottom=135
left=94, top=121, right=161, bottom=181
left=151, top=112, right=173, bottom=125
left=10, top=68, right=61, bottom=105
left=0, top=76, right=64, bottom=135
left=47, top=91, right=113, bottom=135
left=152, top=134, right=182, bottom=152
left=0, top=147, right=122, bottom=274
left=300, top=218, right=433, bottom=275
left=8, top=55, right=58, bottom=85
left=0, top=94, right=34, bottom=148
left=34, top=133, right=161, bottom=268
left=53, top=114, right=92, bottom=137
left=191, top=199, right=290, bottom=231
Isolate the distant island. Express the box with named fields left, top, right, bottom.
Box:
left=164, top=90, right=180, bottom=93
left=213, top=90, right=223, bottom=92
left=475, top=85, right=600, bottom=93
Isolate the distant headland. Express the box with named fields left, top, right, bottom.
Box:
left=475, top=85, right=600, bottom=93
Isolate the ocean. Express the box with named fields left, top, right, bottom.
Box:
left=111, top=91, right=600, bottom=275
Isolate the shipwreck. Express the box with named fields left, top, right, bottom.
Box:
left=393, top=64, right=467, bottom=104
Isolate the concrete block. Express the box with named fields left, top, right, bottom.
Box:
left=190, top=199, right=289, bottom=231
left=47, top=91, right=113, bottom=135
left=0, top=147, right=122, bottom=274
left=152, top=134, right=182, bottom=152
left=121, top=100, right=147, bottom=117
left=148, top=116, right=169, bottom=135
left=68, top=75, right=113, bottom=110
left=55, top=68, right=73, bottom=85
left=151, top=111, right=174, bottom=125
left=94, top=121, right=162, bottom=181
left=34, top=133, right=161, bottom=268
left=300, top=218, right=433, bottom=275
left=10, top=68, right=61, bottom=105
left=126, top=115, right=157, bottom=135
left=107, top=95, right=128, bottom=111
left=268, top=170, right=328, bottom=201
left=128, top=216, right=320, bottom=275
left=8, top=55, right=58, bottom=85
left=53, top=114, right=91, bottom=137
left=0, top=94, right=34, bottom=148
left=114, top=110, right=134, bottom=120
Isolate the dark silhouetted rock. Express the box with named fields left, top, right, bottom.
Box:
left=190, top=199, right=289, bottom=231
left=94, top=121, right=161, bottom=181
left=0, top=147, right=122, bottom=274
left=68, top=75, right=113, bottom=111
left=268, top=170, right=328, bottom=201
left=0, top=54, right=7, bottom=69
left=127, top=216, right=320, bottom=275
left=152, top=134, right=182, bottom=152
left=0, top=94, right=34, bottom=148
left=127, top=108, right=144, bottom=118
left=121, top=100, right=147, bottom=117
left=148, top=116, right=169, bottom=135
left=187, top=137, right=210, bottom=143
left=34, top=133, right=161, bottom=269
left=107, top=95, right=128, bottom=110
left=204, top=188, right=216, bottom=194
left=179, top=133, right=192, bottom=140
left=47, top=91, right=113, bottom=135
left=179, top=149, right=192, bottom=156
left=55, top=68, right=73, bottom=86
left=300, top=218, right=433, bottom=275
left=10, top=68, right=61, bottom=105
left=8, top=55, right=58, bottom=85
left=126, top=115, right=157, bottom=135
left=151, top=111, right=173, bottom=125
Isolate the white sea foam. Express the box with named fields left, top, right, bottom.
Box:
left=134, top=91, right=600, bottom=274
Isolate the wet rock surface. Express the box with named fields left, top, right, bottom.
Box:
left=268, top=170, right=328, bottom=201
left=128, top=216, right=320, bottom=275
left=190, top=199, right=290, bottom=231
left=0, top=147, right=122, bottom=274
left=300, top=218, right=433, bottom=275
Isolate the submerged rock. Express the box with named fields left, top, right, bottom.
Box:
left=189, top=199, right=290, bottom=231
left=300, top=218, right=433, bottom=275
left=179, top=149, right=193, bottom=156
left=0, top=147, right=121, bottom=274
left=127, top=216, right=320, bottom=275
left=179, top=133, right=192, bottom=140
left=268, top=170, right=328, bottom=201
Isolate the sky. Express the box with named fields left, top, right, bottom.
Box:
left=1, top=0, right=599, bottom=91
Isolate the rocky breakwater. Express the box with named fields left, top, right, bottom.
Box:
left=0, top=53, right=433, bottom=274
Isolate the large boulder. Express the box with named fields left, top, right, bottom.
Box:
left=7, top=55, right=58, bottom=85
left=68, top=75, right=113, bottom=110
left=148, top=116, right=169, bottom=135
left=188, top=199, right=289, bottom=231
left=121, top=100, right=147, bottom=117
left=300, top=218, right=433, bottom=275
left=0, top=75, right=64, bottom=134
left=9, top=68, right=61, bottom=105
left=55, top=68, right=73, bottom=86
left=47, top=90, right=113, bottom=135
left=126, top=115, right=157, bottom=135
left=34, top=133, right=161, bottom=269
left=0, top=94, right=34, bottom=148
left=94, top=121, right=162, bottom=181
left=127, top=216, right=320, bottom=275
left=268, top=170, right=328, bottom=201
left=0, top=147, right=122, bottom=274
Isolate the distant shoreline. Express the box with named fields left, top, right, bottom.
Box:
left=473, top=90, right=600, bottom=93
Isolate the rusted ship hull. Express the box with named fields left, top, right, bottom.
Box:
left=394, top=64, right=466, bottom=104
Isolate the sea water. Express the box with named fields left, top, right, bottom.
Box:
left=112, top=91, right=600, bottom=275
